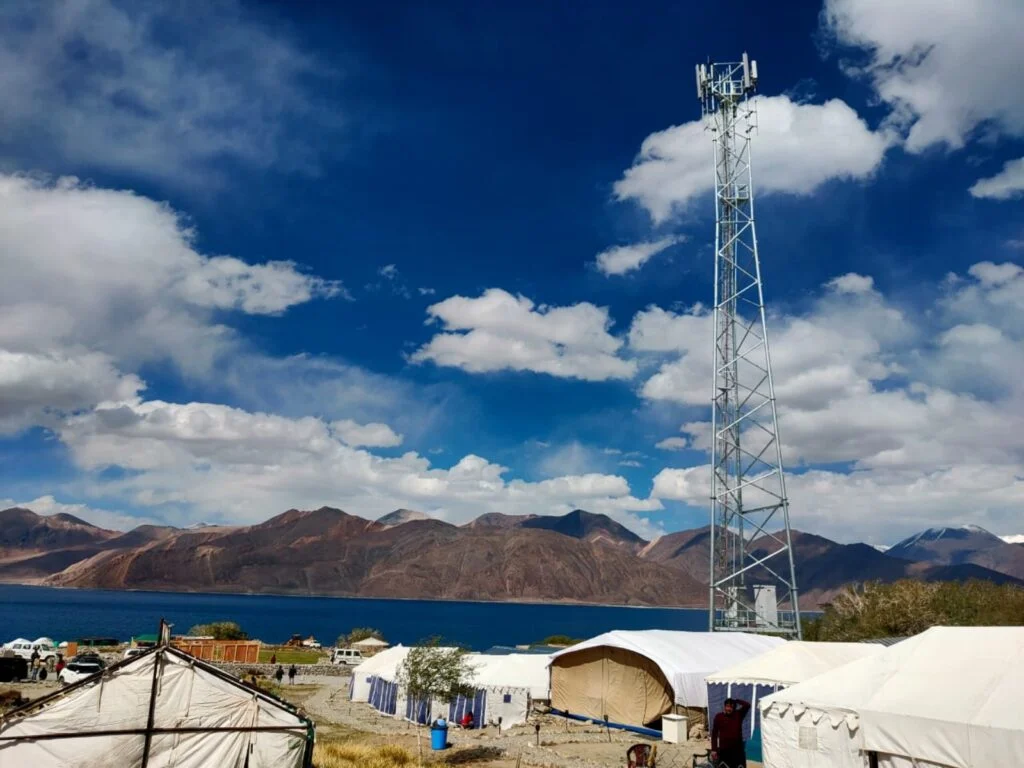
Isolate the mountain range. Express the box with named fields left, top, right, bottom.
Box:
left=0, top=506, right=1021, bottom=608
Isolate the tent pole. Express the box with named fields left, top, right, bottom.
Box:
left=141, top=623, right=167, bottom=768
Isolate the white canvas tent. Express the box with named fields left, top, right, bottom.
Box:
left=705, top=642, right=886, bottom=752
left=0, top=644, right=314, bottom=768
left=549, top=630, right=784, bottom=727
left=350, top=644, right=409, bottom=702
left=457, top=653, right=552, bottom=727
left=760, top=626, right=1024, bottom=768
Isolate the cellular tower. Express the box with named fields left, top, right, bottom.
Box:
left=696, top=55, right=801, bottom=637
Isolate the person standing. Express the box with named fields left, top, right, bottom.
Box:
left=270, top=653, right=277, bottom=665
left=275, top=665, right=284, bottom=684
left=711, top=697, right=751, bottom=768
left=29, top=650, right=40, bottom=682
left=288, top=664, right=297, bottom=684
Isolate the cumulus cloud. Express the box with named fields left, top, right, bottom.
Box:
left=969, top=157, right=1024, bottom=201
left=0, top=0, right=339, bottom=185
left=0, top=174, right=342, bottom=429
left=0, top=351, right=143, bottom=434
left=655, top=437, right=688, bottom=451
left=615, top=95, right=891, bottom=222
left=594, top=236, right=682, bottom=276
left=59, top=397, right=665, bottom=537
left=331, top=419, right=403, bottom=448
left=643, top=263, right=1024, bottom=541
left=823, top=0, right=1024, bottom=153
left=411, top=289, right=636, bottom=381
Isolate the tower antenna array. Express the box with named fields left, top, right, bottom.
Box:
left=697, top=54, right=801, bottom=637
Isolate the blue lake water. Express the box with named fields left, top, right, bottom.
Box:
left=0, top=585, right=708, bottom=649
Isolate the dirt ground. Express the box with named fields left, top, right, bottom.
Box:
left=288, top=676, right=716, bottom=768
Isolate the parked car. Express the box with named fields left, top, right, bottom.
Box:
left=58, top=657, right=105, bottom=686
left=3, top=639, right=58, bottom=666
left=330, top=648, right=363, bottom=665
left=0, top=657, right=29, bottom=683
left=123, top=647, right=147, bottom=660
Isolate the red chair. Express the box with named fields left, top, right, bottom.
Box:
left=627, top=743, right=655, bottom=767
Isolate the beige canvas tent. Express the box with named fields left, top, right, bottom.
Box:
left=0, top=644, right=314, bottom=768
left=549, top=630, right=783, bottom=728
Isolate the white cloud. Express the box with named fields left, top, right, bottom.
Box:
left=826, top=273, right=875, bottom=295
left=615, top=96, right=891, bottom=222
left=969, top=157, right=1024, bottom=200
left=331, top=419, right=403, bottom=448
left=823, top=0, right=1024, bottom=153
left=418, top=287, right=437, bottom=296
left=0, top=174, right=341, bottom=430
left=618, top=459, right=643, bottom=468
left=379, top=264, right=399, bottom=280
left=0, top=0, right=338, bottom=185
left=0, top=350, right=143, bottom=434
left=642, top=262, right=1024, bottom=542
left=59, top=397, right=665, bottom=537
left=411, top=289, right=636, bottom=381
left=594, top=236, right=682, bottom=276
left=655, top=437, right=688, bottom=451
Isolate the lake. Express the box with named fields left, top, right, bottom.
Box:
left=0, top=585, right=708, bottom=649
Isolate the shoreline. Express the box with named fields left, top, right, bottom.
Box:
left=0, top=581, right=710, bottom=611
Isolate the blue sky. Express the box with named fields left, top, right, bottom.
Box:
left=1, top=0, right=1023, bottom=544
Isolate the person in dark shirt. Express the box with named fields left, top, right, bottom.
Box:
left=711, top=697, right=751, bottom=768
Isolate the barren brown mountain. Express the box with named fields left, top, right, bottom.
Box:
left=44, top=508, right=705, bottom=605
left=5, top=505, right=1021, bottom=607
left=885, top=525, right=1024, bottom=580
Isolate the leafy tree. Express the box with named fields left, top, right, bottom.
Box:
left=804, top=580, right=1024, bottom=641
left=187, top=621, right=248, bottom=640
left=336, top=627, right=385, bottom=647
left=397, top=639, right=475, bottom=764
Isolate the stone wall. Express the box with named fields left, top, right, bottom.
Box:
left=211, top=661, right=353, bottom=679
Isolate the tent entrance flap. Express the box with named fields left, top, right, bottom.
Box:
left=551, top=646, right=673, bottom=728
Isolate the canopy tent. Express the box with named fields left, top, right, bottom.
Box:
left=0, top=644, right=314, bottom=768
left=549, top=630, right=784, bottom=728
left=349, top=645, right=409, bottom=702
left=760, top=626, right=1024, bottom=768
left=706, top=642, right=885, bottom=742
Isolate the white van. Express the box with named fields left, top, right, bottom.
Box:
left=330, top=648, right=364, bottom=665
left=3, top=639, right=58, bottom=665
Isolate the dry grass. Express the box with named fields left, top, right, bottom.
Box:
left=314, top=740, right=415, bottom=768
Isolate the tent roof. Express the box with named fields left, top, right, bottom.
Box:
left=351, top=637, right=389, bottom=647
left=706, top=641, right=885, bottom=686
left=761, top=626, right=1024, bottom=768
left=0, top=644, right=314, bottom=768
left=550, top=630, right=784, bottom=708
left=465, top=653, right=551, bottom=699
left=352, top=644, right=409, bottom=677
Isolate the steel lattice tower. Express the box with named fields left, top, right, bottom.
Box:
left=697, top=55, right=801, bottom=637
